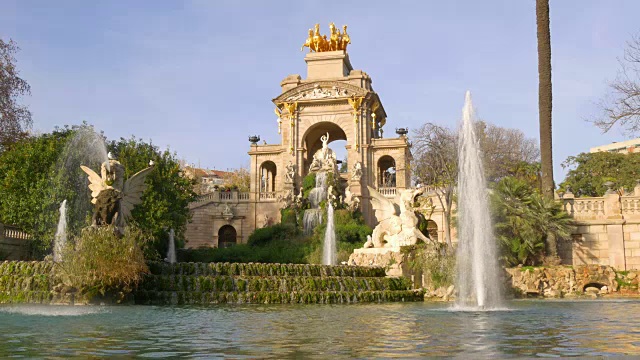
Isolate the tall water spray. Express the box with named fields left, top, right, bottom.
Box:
left=52, top=125, right=109, bottom=235
left=166, top=228, right=176, bottom=264
left=53, top=200, right=67, bottom=262
left=323, top=202, right=337, bottom=265
left=455, top=91, right=503, bottom=310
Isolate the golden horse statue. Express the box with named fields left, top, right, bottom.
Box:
left=340, top=25, right=351, bottom=51
left=301, top=29, right=315, bottom=52
left=329, top=22, right=341, bottom=51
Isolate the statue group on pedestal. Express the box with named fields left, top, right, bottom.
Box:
left=364, top=186, right=431, bottom=249
left=301, top=22, right=351, bottom=53
left=80, top=153, right=154, bottom=235
left=309, top=132, right=338, bottom=174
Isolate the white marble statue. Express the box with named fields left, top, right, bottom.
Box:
left=309, top=132, right=338, bottom=173
left=366, top=186, right=431, bottom=248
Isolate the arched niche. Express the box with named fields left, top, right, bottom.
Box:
left=218, top=225, right=237, bottom=248
left=260, top=161, right=277, bottom=192
left=377, top=155, right=396, bottom=188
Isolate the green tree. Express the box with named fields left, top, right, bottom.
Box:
left=412, top=121, right=539, bottom=247
left=0, top=39, right=32, bottom=153
left=491, top=177, right=573, bottom=266
left=0, top=127, right=74, bottom=254
left=108, top=136, right=197, bottom=259
left=0, top=127, right=196, bottom=259
left=560, top=151, right=640, bottom=197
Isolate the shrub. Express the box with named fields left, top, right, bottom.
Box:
left=56, top=225, right=149, bottom=302
left=247, top=223, right=298, bottom=247
left=177, top=240, right=308, bottom=264
left=280, top=208, right=298, bottom=227
left=404, top=243, right=456, bottom=289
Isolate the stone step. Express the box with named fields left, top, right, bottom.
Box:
left=133, top=289, right=425, bottom=305
left=139, top=275, right=412, bottom=293
left=148, top=262, right=386, bottom=278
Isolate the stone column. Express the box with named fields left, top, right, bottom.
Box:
left=604, top=191, right=626, bottom=269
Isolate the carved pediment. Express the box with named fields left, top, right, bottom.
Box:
left=274, top=81, right=368, bottom=104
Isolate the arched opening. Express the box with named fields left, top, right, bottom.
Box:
left=218, top=225, right=237, bottom=248
left=302, top=121, right=348, bottom=175
left=260, top=161, right=277, bottom=193
left=378, top=155, right=396, bottom=188
left=426, top=220, right=438, bottom=242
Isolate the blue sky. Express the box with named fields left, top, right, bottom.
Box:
left=2, top=1, right=639, bottom=182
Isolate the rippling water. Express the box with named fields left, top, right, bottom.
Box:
left=1, top=300, right=640, bottom=358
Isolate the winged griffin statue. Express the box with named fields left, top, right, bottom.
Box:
left=80, top=154, right=154, bottom=235
left=363, top=186, right=432, bottom=248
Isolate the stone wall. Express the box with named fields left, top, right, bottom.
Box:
left=0, top=223, right=31, bottom=260
left=185, top=192, right=255, bottom=248
left=558, top=188, right=640, bottom=270
left=505, top=265, right=639, bottom=298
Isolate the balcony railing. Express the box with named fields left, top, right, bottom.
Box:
left=259, top=192, right=277, bottom=201
left=377, top=187, right=397, bottom=198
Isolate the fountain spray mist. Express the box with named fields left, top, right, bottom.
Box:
left=455, top=91, right=503, bottom=310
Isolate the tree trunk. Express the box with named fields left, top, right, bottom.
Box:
left=536, top=0, right=557, bottom=256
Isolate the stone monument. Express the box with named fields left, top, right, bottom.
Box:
left=80, top=153, right=154, bottom=235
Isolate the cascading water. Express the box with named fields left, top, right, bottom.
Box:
left=323, top=202, right=336, bottom=265
left=166, top=228, right=176, bottom=264
left=53, top=200, right=67, bottom=262
left=455, top=91, right=504, bottom=310
left=303, top=172, right=328, bottom=235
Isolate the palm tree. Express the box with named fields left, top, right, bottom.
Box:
left=536, top=0, right=557, bottom=257
left=491, top=177, right=573, bottom=266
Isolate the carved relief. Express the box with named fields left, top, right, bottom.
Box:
left=287, top=84, right=350, bottom=101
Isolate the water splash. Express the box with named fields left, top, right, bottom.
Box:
left=166, top=228, right=176, bottom=264
left=454, top=91, right=504, bottom=310
left=53, top=200, right=67, bottom=262
left=323, top=202, right=336, bottom=265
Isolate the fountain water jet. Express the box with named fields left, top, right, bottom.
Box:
left=323, top=202, right=336, bottom=265
left=166, top=228, right=176, bottom=264
left=53, top=200, right=67, bottom=262
left=454, top=91, right=504, bottom=310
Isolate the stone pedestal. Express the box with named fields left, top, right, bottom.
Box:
left=349, top=247, right=405, bottom=277
left=304, top=51, right=353, bottom=80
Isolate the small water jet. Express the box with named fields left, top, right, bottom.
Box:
left=166, top=228, right=176, bottom=264
left=455, top=91, right=503, bottom=310
left=323, top=202, right=336, bottom=265
left=53, top=200, right=67, bottom=262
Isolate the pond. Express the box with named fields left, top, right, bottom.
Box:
left=1, top=300, right=639, bottom=358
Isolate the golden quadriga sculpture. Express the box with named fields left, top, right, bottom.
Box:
left=301, top=22, right=351, bottom=52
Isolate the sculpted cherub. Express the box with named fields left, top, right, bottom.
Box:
left=367, top=186, right=431, bottom=248
left=80, top=155, right=154, bottom=234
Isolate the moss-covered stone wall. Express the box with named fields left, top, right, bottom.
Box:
left=0, top=261, right=424, bottom=305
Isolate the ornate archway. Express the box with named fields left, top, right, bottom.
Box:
left=302, top=121, right=348, bottom=176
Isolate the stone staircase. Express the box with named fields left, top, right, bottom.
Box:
left=134, top=262, right=424, bottom=305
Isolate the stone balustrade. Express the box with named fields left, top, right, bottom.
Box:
left=0, top=224, right=31, bottom=260
left=191, top=191, right=251, bottom=205
left=378, top=187, right=396, bottom=198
